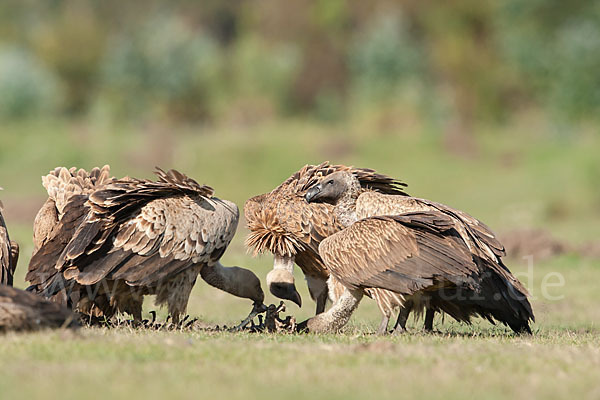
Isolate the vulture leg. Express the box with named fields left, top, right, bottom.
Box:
left=157, top=266, right=202, bottom=325
left=376, top=314, right=390, bottom=335
left=424, top=309, right=435, bottom=332
left=392, top=300, right=413, bottom=335
left=297, top=287, right=363, bottom=333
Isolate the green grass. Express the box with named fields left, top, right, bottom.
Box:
left=1, top=116, right=599, bottom=399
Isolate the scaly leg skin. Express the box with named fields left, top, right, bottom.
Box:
left=297, top=287, right=363, bottom=333
left=424, top=309, right=435, bottom=332
left=376, top=314, right=390, bottom=335
left=392, top=300, right=413, bottom=335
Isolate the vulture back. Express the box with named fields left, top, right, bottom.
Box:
left=34, top=165, right=113, bottom=252
left=27, top=168, right=235, bottom=300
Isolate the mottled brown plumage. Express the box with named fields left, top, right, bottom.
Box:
left=305, top=171, right=534, bottom=334
left=33, top=166, right=113, bottom=253
left=244, top=162, right=407, bottom=313
left=0, top=190, right=19, bottom=286
left=0, top=284, right=78, bottom=332
left=28, top=167, right=264, bottom=323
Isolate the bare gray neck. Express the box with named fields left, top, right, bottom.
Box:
left=200, top=262, right=242, bottom=298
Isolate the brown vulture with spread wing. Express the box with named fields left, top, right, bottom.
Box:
left=244, top=162, right=408, bottom=315
left=0, top=188, right=19, bottom=286
left=302, top=171, right=534, bottom=334
left=0, top=284, right=78, bottom=332
left=27, top=167, right=264, bottom=323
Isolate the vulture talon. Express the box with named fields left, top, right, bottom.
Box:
left=229, top=302, right=268, bottom=332
left=185, top=318, right=198, bottom=329
left=149, top=310, right=157, bottom=325
left=295, top=319, right=309, bottom=333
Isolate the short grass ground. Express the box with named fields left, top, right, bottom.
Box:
left=1, top=116, right=599, bottom=399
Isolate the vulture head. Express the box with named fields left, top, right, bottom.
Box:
left=229, top=266, right=266, bottom=305
left=304, top=171, right=361, bottom=205
left=266, top=255, right=302, bottom=307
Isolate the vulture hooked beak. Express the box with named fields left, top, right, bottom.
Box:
left=304, top=184, right=322, bottom=203
left=267, top=256, right=302, bottom=307
left=269, top=281, right=302, bottom=307
left=266, top=267, right=302, bottom=307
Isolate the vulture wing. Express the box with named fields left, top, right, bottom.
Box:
left=27, top=168, right=238, bottom=296
left=33, top=165, right=113, bottom=252
left=355, top=192, right=529, bottom=295
left=0, top=200, right=17, bottom=286
left=319, top=212, right=477, bottom=294
left=320, top=212, right=534, bottom=332
left=356, top=192, right=504, bottom=258
left=412, top=197, right=505, bottom=258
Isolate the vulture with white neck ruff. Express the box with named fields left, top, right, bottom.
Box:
left=244, top=162, right=408, bottom=316
left=27, top=167, right=264, bottom=324
left=302, top=170, right=534, bottom=334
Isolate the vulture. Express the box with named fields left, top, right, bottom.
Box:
left=0, top=188, right=19, bottom=286
left=27, top=167, right=264, bottom=324
left=302, top=170, right=534, bottom=334
left=0, top=284, right=78, bottom=332
left=244, top=162, right=407, bottom=315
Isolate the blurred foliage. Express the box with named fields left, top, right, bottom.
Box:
left=0, top=47, right=62, bottom=118
left=98, top=15, right=220, bottom=121
left=349, top=10, right=423, bottom=97
left=0, top=0, right=599, bottom=126
left=497, top=0, right=600, bottom=120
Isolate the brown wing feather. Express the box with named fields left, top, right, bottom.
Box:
left=319, top=213, right=476, bottom=294
left=355, top=192, right=528, bottom=295
left=33, top=169, right=236, bottom=294
left=33, top=165, right=114, bottom=251
left=320, top=212, right=534, bottom=332
left=27, top=195, right=93, bottom=288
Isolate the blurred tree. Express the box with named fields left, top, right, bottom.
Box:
left=0, top=0, right=598, bottom=127
left=31, top=1, right=106, bottom=114
left=498, top=0, right=600, bottom=120
left=98, top=14, right=221, bottom=121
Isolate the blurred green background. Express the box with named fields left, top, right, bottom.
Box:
left=1, top=0, right=599, bottom=322
left=1, top=3, right=600, bottom=399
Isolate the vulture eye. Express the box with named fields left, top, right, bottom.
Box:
left=327, top=180, right=334, bottom=185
